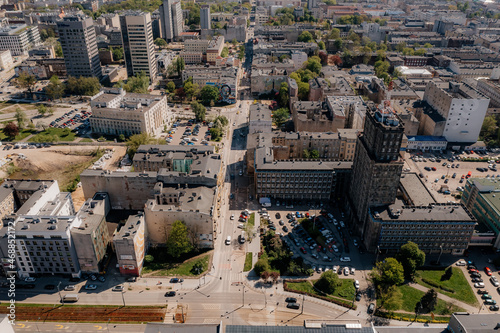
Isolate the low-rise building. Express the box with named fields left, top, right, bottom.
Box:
left=462, top=177, right=500, bottom=249
left=291, top=100, right=346, bottom=133
left=132, top=145, right=217, bottom=172
left=113, top=213, right=147, bottom=276
left=475, top=78, right=500, bottom=108
left=0, top=24, right=40, bottom=56
left=249, top=103, right=272, bottom=134
left=90, top=88, right=172, bottom=137
left=179, top=36, right=225, bottom=65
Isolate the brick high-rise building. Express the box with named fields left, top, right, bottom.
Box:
left=347, top=101, right=404, bottom=246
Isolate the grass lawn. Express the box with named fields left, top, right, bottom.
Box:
left=248, top=213, right=255, bottom=227
left=80, top=138, right=93, bottom=142
left=0, top=129, right=35, bottom=142
left=286, top=278, right=356, bottom=302
left=416, top=267, right=478, bottom=306
left=381, top=284, right=465, bottom=316
left=29, top=128, right=76, bottom=142
left=243, top=253, right=252, bottom=272
left=144, top=254, right=210, bottom=276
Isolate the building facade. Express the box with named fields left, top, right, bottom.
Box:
left=90, top=88, right=171, bottom=137
left=113, top=213, right=147, bottom=276
left=347, top=103, right=405, bottom=250
left=0, top=24, right=40, bottom=56
left=120, top=11, right=158, bottom=80
left=159, top=0, right=183, bottom=42
left=200, top=5, right=211, bottom=30
left=57, top=16, right=102, bottom=79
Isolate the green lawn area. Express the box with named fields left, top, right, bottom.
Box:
left=416, top=267, right=478, bottom=306
left=29, top=128, right=76, bottom=142
left=243, top=253, right=252, bottom=272
left=380, top=284, right=465, bottom=316
left=0, top=129, right=34, bottom=142
left=248, top=213, right=255, bottom=227
left=144, top=254, right=210, bottom=277
left=286, top=278, right=356, bottom=302
left=80, top=138, right=93, bottom=143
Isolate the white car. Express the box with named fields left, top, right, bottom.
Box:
left=340, top=257, right=351, bottom=262
left=64, top=285, right=76, bottom=291
left=350, top=267, right=356, bottom=275
left=354, top=280, right=360, bottom=289
left=85, top=284, right=97, bottom=290
left=332, top=266, right=338, bottom=273
left=24, top=277, right=36, bottom=282
left=343, top=267, right=350, bottom=276
left=237, top=224, right=245, bottom=229
left=112, top=285, right=124, bottom=292
left=474, top=282, right=485, bottom=288
left=332, top=245, right=339, bottom=253
left=230, top=214, right=235, bottom=220
left=455, top=260, right=466, bottom=266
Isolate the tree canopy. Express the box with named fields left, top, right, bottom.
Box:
left=396, top=241, right=426, bottom=280
left=298, top=31, right=313, bottom=43
left=166, top=220, right=193, bottom=258
left=15, top=72, right=37, bottom=97
left=45, top=75, right=65, bottom=101
left=154, top=38, right=167, bottom=48
left=314, top=270, right=341, bottom=294
left=124, top=71, right=149, bottom=94
left=200, top=85, right=219, bottom=105
left=191, top=101, right=206, bottom=122
left=66, top=76, right=101, bottom=96
left=3, top=122, right=19, bottom=139
left=370, top=257, right=404, bottom=288
left=272, top=108, right=290, bottom=128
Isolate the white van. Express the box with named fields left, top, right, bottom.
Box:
left=225, top=236, right=231, bottom=245
left=63, top=294, right=79, bottom=302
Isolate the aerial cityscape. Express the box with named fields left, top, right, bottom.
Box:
left=1, top=0, right=500, bottom=332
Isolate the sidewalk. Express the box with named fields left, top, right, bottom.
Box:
left=408, top=282, right=478, bottom=313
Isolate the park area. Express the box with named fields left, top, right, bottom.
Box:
left=142, top=251, right=211, bottom=277
left=0, top=304, right=167, bottom=323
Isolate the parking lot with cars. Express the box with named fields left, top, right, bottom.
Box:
left=162, top=119, right=212, bottom=146
left=406, top=150, right=500, bottom=202
left=49, top=108, right=91, bottom=134
left=460, top=260, right=500, bottom=312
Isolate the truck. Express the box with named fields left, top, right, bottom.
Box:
left=259, top=197, right=271, bottom=207
left=63, top=294, right=79, bottom=302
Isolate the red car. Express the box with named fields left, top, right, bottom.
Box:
left=300, top=247, right=306, bottom=254
left=469, top=269, right=478, bottom=273
left=485, top=267, right=492, bottom=276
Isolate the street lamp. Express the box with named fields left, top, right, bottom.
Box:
left=121, top=290, right=126, bottom=307
left=437, top=245, right=443, bottom=265
left=375, top=245, right=381, bottom=263
left=36, top=317, right=41, bottom=333
left=57, top=281, right=63, bottom=305
left=107, top=318, right=111, bottom=333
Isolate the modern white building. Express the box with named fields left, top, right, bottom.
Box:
left=0, top=24, right=40, bottom=56
left=119, top=11, right=158, bottom=80
left=0, top=49, right=13, bottom=71
left=423, top=81, right=490, bottom=143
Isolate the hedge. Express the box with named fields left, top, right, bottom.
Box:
left=421, top=278, right=455, bottom=293
left=283, top=280, right=357, bottom=310
left=375, top=310, right=450, bottom=324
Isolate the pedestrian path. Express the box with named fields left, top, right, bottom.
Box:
left=408, top=282, right=478, bottom=313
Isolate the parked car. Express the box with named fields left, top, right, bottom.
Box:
left=490, top=304, right=499, bottom=311
left=85, top=284, right=97, bottom=290
left=112, top=285, right=124, bottom=292
left=64, top=285, right=76, bottom=291
left=354, top=280, right=360, bottom=289
left=24, top=277, right=36, bottom=282
left=340, top=257, right=351, bottom=262
left=456, top=260, right=466, bottom=266
left=367, top=303, right=375, bottom=314
left=474, top=282, right=485, bottom=288
left=286, top=303, right=300, bottom=310
left=484, top=267, right=492, bottom=276
left=170, top=278, right=184, bottom=283
left=285, top=297, right=297, bottom=303
left=165, top=291, right=176, bottom=297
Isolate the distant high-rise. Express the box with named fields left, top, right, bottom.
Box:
left=347, top=101, right=404, bottom=243
left=308, top=0, right=318, bottom=10
left=119, top=11, right=157, bottom=80
left=159, top=0, right=183, bottom=42
left=200, top=5, right=211, bottom=30
left=57, top=16, right=102, bottom=79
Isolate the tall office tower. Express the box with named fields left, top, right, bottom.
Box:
left=347, top=101, right=404, bottom=244
left=57, top=16, right=102, bottom=80
left=200, top=5, right=211, bottom=30
left=120, top=11, right=158, bottom=80
left=308, top=0, right=317, bottom=10
left=159, top=0, right=183, bottom=42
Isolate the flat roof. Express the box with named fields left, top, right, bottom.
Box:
left=451, top=313, right=500, bottom=331
left=399, top=172, right=437, bottom=206
left=469, top=177, right=500, bottom=215
left=372, top=201, right=476, bottom=223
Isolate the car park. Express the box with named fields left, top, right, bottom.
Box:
left=44, top=284, right=56, bottom=290
left=490, top=305, right=500, bottom=311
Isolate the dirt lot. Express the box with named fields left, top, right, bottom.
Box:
left=0, top=145, right=126, bottom=192
left=0, top=304, right=166, bottom=323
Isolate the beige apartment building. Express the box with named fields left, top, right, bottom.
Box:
left=180, top=36, right=225, bottom=65
left=90, top=88, right=172, bottom=136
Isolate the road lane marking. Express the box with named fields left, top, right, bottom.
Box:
left=202, top=304, right=221, bottom=309
left=94, top=325, right=103, bottom=330
left=55, top=324, right=64, bottom=329
left=16, top=323, right=25, bottom=328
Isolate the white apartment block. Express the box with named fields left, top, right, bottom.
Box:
left=0, top=49, right=13, bottom=70
left=90, top=88, right=172, bottom=137
left=0, top=24, right=40, bottom=56
left=424, top=81, right=490, bottom=143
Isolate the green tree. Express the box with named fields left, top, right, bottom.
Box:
left=126, top=133, right=151, bottom=158
left=144, top=254, right=154, bottom=263
left=111, top=46, right=124, bottom=61
left=396, top=42, right=407, bottom=52
left=278, top=82, right=289, bottom=107
left=314, top=270, right=341, bottom=294
left=370, top=257, right=404, bottom=287
left=254, top=257, right=270, bottom=276
left=166, top=81, right=176, bottom=93
left=191, top=262, right=203, bottom=275
left=37, top=104, right=48, bottom=117
left=209, top=127, right=223, bottom=141
left=154, top=38, right=167, bottom=48
left=318, top=40, right=325, bottom=50
left=419, top=289, right=438, bottom=312
left=165, top=220, right=193, bottom=258
left=297, top=81, right=310, bottom=100
left=118, top=134, right=126, bottom=142
left=200, top=85, right=219, bottom=105
left=305, top=57, right=322, bottom=74
left=423, top=43, right=433, bottom=48
left=298, top=31, right=313, bottom=42
left=221, top=47, right=229, bottom=58
left=39, top=29, right=49, bottom=41
left=3, top=122, right=19, bottom=139
left=66, top=76, right=101, bottom=96
left=279, top=54, right=290, bottom=62
left=175, top=57, right=185, bottom=76
left=396, top=241, right=426, bottom=280
left=15, top=108, right=27, bottom=129
left=303, top=149, right=310, bottom=159
left=310, top=149, right=319, bottom=159
left=45, top=75, right=65, bottom=101
left=183, top=81, right=200, bottom=101
left=272, top=107, right=290, bottom=128
left=374, top=60, right=390, bottom=77
left=481, top=115, right=497, bottom=139
left=191, top=101, right=206, bottom=122
left=124, top=71, right=149, bottom=93
left=15, top=71, right=37, bottom=97
left=327, top=28, right=340, bottom=40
